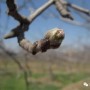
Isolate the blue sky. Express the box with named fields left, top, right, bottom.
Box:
left=0, top=0, right=90, bottom=50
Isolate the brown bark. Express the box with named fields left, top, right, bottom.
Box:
left=4, top=0, right=90, bottom=55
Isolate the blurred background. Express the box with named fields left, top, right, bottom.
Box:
left=0, top=0, right=90, bottom=90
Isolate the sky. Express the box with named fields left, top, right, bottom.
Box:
left=0, top=0, right=90, bottom=50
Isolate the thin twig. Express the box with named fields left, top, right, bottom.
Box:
left=28, top=0, right=54, bottom=22
left=68, top=3, right=90, bottom=16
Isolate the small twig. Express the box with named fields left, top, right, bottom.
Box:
left=55, top=0, right=73, bottom=20
left=28, top=0, right=54, bottom=22
left=6, top=0, right=29, bottom=24
left=68, top=3, right=90, bottom=16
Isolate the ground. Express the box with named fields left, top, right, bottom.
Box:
left=0, top=59, right=90, bottom=90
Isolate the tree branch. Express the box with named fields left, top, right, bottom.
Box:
left=4, top=0, right=90, bottom=55
left=55, top=0, right=73, bottom=20
left=28, top=0, right=54, bottom=22
left=6, top=0, right=30, bottom=24
left=68, top=3, right=90, bottom=16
